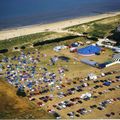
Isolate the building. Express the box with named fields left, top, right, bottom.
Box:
left=117, top=25, right=120, bottom=32
left=112, top=53, right=120, bottom=62
left=80, top=58, right=98, bottom=67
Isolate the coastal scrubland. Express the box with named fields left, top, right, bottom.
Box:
left=66, top=15, right=120, bottom=38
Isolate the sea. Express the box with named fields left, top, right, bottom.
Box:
left=0, top=0, right=120, bottom=30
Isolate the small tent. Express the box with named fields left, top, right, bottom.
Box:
left=80, top=92, right=92, bottom=99
left=103, top=81, right=111, bottom=86
left=87, top=73, right=97, bottom=80
left=71, top=42, right=80, bottom=47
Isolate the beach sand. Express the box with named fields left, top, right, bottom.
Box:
left=0, top=11, right=120, bottom=41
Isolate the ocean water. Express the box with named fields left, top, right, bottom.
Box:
left=0, top=0, right=120, bottom=29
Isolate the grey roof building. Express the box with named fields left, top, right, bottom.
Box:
left=80, top=58, right=98, bottom=67
left=112, top=53, right=120, bottom=61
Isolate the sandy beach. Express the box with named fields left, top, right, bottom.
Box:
left=0, top=11, right=120, bottom=41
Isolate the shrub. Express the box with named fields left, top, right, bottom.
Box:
left=21, top=46, right=26, bottom=49
left=14, top=47, right=18, bottom=49
left=0, top=49, right=8, bottom=53
left=16, top=89, right=26, bottom=97
left=33, top=36, right=79, bottom=47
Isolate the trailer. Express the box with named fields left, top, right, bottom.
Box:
left=80, top=59, right=98, bottom=67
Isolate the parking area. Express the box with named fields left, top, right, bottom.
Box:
left=29, top=66, right=120, bottom=119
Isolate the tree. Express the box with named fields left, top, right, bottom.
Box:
left=16, top=88, right=26, bottom=97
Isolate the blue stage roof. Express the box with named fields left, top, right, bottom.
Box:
left=77, top=45, right=101, bottom=56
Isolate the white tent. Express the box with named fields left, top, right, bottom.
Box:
left=88, top=73, right=97, bottom=80
left=115, top=48, right=120, bottom=53
left=80, top=92, right=92, bottom=99
left=53, top=45, right=67, bottom=52
left=0, top=68, right=2, bottom=72
left=0, top=64, right=2, bottom=72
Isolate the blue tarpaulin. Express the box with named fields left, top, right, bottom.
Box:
left=27, top=82, right=33, bottom=88
left=98, top=61, right=112, bottom=68
left=77, top=45, right=101, bottom=56
left=71, top=42, right=79, bottom=47
left=103, top=82, right=111, bottom=86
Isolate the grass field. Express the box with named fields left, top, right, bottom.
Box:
left=0, top=32, right=71, bottom=50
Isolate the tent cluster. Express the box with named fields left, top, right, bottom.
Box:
left=53, top=43, right=102, bottom=57
left=53, top=45, right=67, bottom=52
left=3, top=51, right=68, bottom=96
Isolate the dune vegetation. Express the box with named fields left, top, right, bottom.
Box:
left=66, top=15, right=120, bottom=38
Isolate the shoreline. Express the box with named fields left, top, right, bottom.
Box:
left=0, top=11, right=120, bottom=41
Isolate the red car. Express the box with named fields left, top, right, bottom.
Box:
left=37, top=102, right=43, bottom=106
